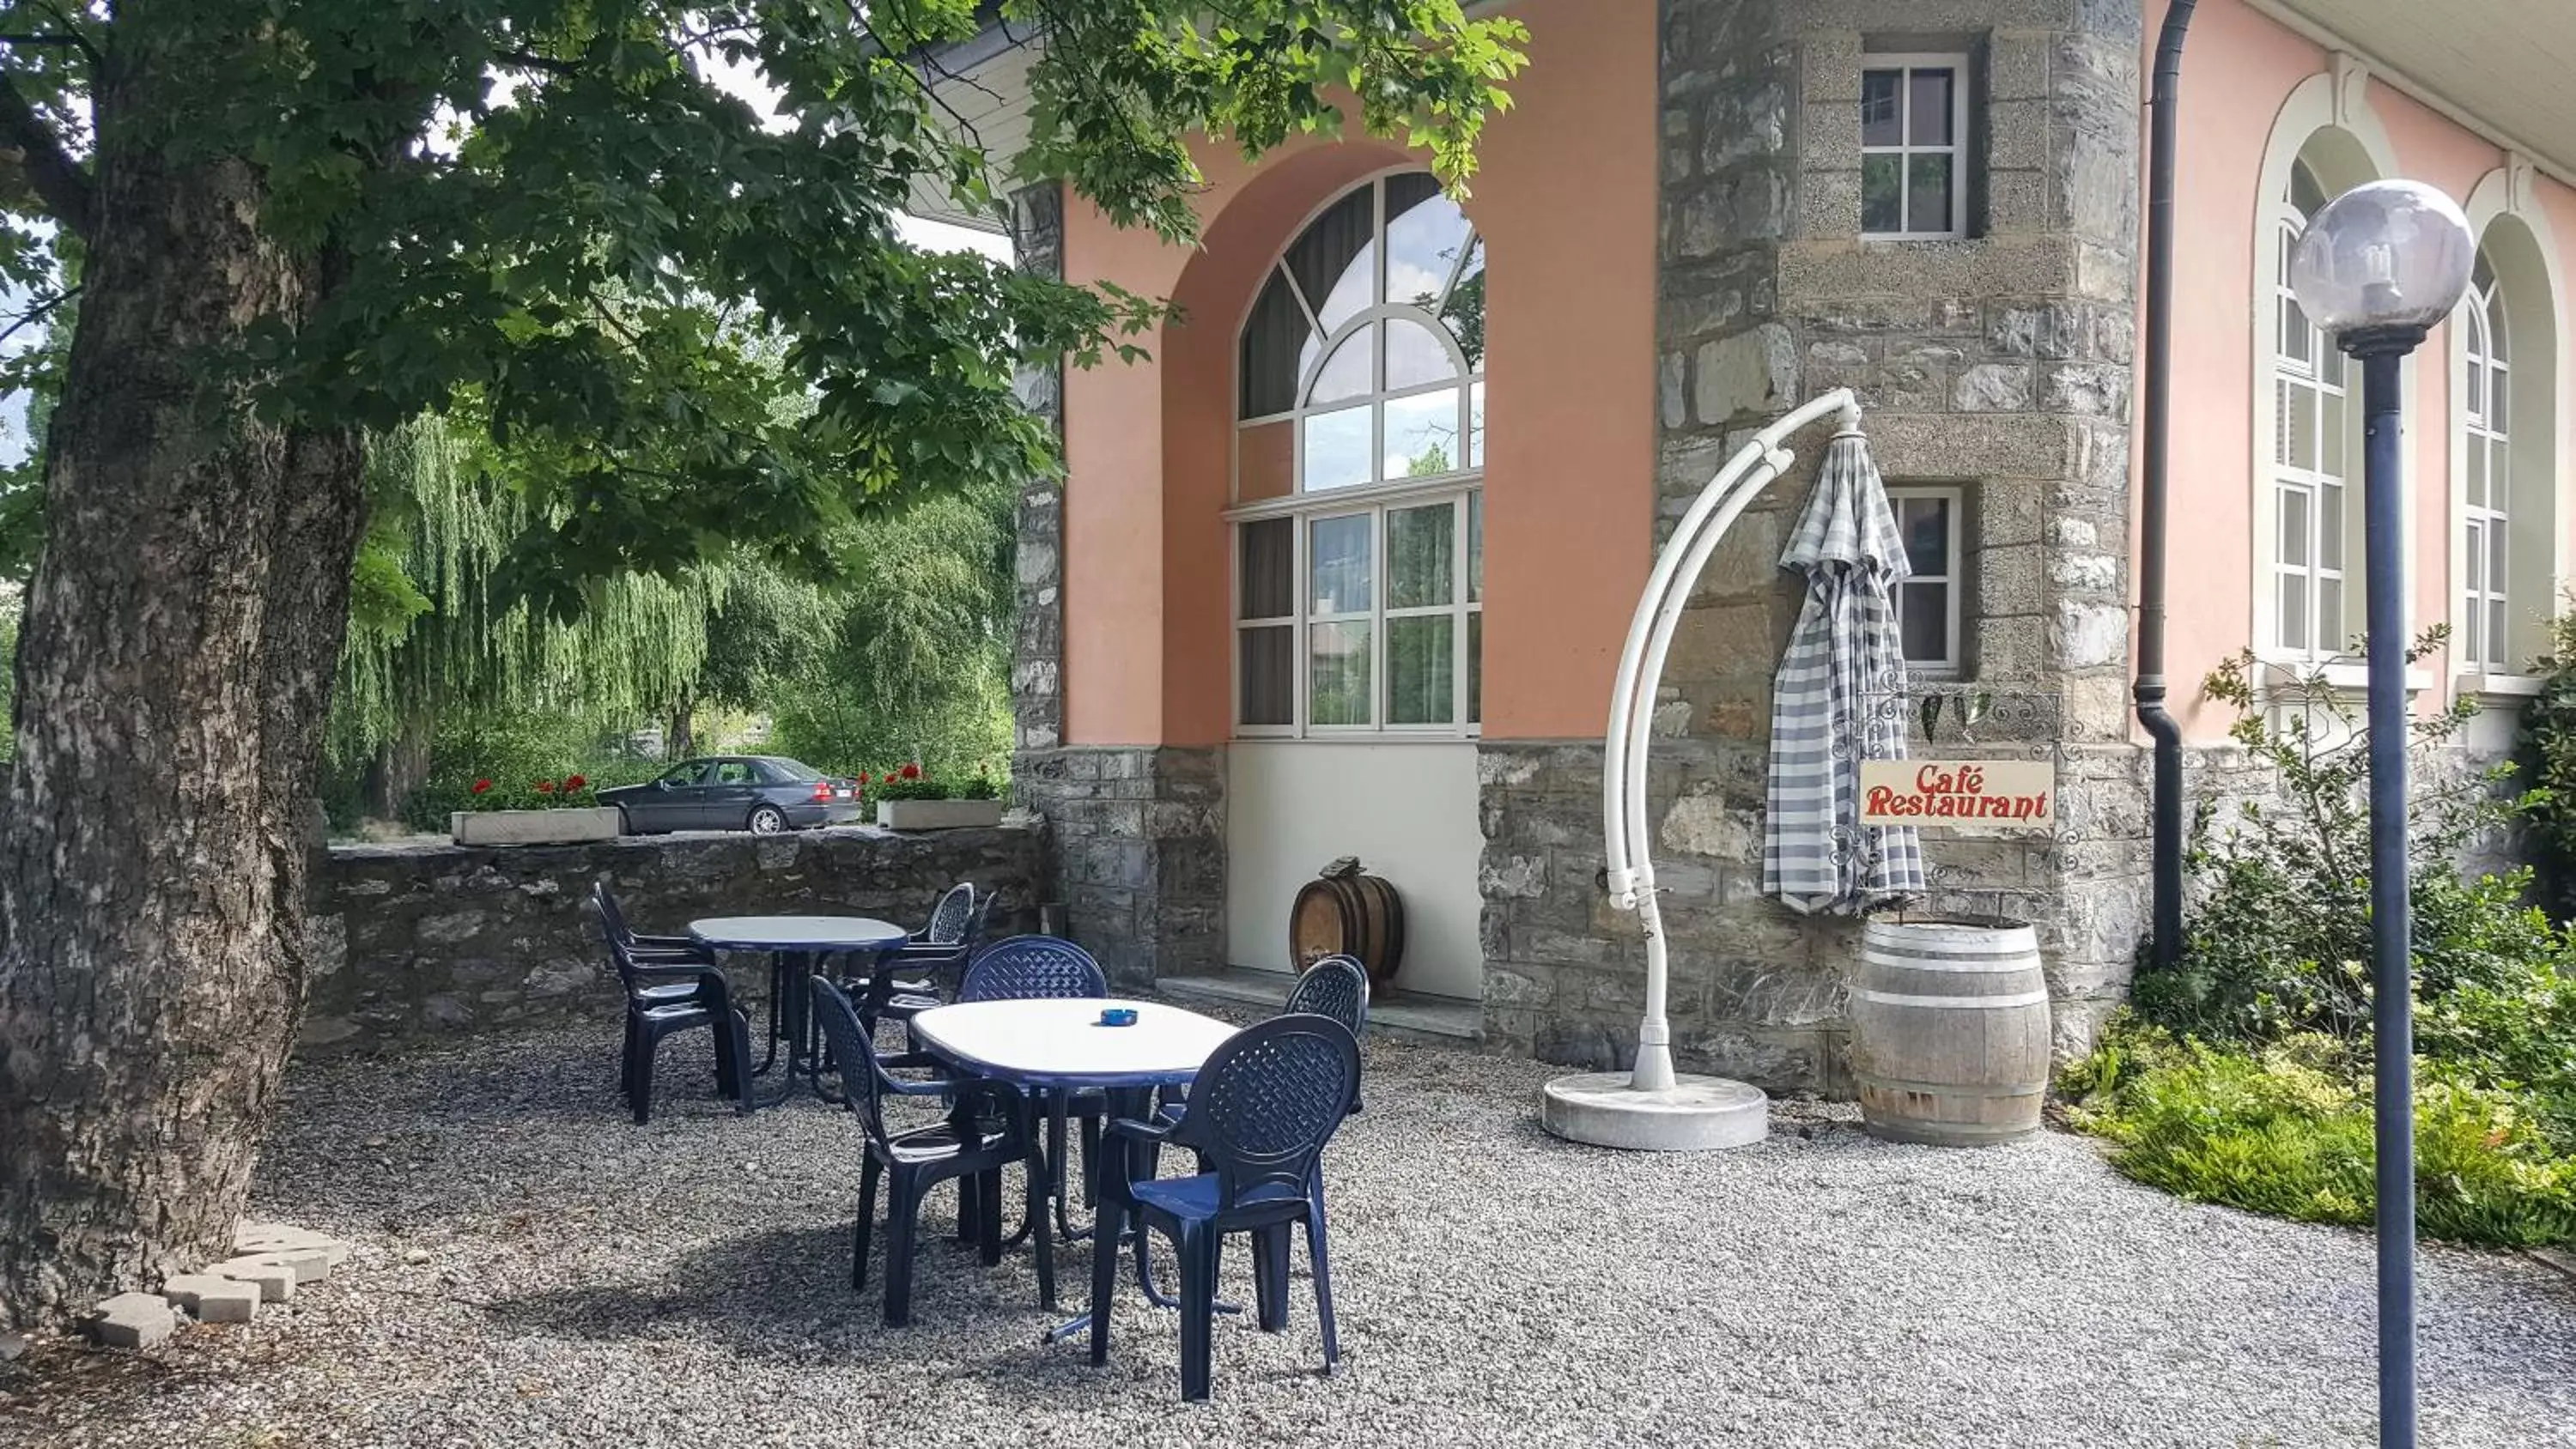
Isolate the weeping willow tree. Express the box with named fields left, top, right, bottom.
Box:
left=331, top=415, right=726, bottom=820
left=707, top=474, right=1016, bottom=779
left=328, top=413, right=1016, bottom=822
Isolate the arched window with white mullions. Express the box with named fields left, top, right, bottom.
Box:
left=1232, top=171, right=1485, bottom=737
left=2451, top=188, right=2561, bottom=690
left=2266, top=150, right=2370, bottom=659
left=2461, top=254, right=2512, bottom=674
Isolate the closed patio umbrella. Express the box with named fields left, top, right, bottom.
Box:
left=1762, top=422, right=1925, bottom=914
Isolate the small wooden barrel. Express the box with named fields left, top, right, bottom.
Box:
left=1291, top=871, right=1406, bottom=988
left=1850, top=917, right=2051, bottom=1147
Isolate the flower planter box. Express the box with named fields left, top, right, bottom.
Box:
left=450, top=807, right=623, bottom=847
left=875, top=799, right=1005, bottom=831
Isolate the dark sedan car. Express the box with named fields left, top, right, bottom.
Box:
left=598, top=755, right=861, bottom=835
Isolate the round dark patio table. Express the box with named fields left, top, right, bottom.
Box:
left=690, top=915, right=908, bottom=1108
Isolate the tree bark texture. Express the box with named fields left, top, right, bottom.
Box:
left=0, top=18, right=367, bottom=1326
left=361, top=706, right=434, bottom=823
left=669, top=689, right=696, bottom=761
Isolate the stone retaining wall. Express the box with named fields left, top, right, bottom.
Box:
left=301, top=825, right=1043, bottom=1054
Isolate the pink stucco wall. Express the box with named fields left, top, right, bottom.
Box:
left=1056, top=0, right=1656, bottom=746
left=2148, top=0, right=2576, bottom=739
left=1059, top=0, right=2576, bottom=749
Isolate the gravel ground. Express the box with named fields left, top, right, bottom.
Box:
left=5, top=1018, right=2573, bottom=1449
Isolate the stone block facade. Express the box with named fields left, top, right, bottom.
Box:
left=1013, top=746, right=1227, bottom=991
left=1010, top=180, right=1067, bottom=759
left=302, top=826, right=1041, bottom=1054
left=1478, top=0, right=2153, bottom=1088
left=999, top=0, right=2529, bottom=1089
left=1479, top=741, right=1860, bottom=1091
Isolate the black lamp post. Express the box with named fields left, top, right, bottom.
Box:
left=2287, top=178, right=2476, bottom=1449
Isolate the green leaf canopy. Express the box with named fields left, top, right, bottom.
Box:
left=0, top=1, right=1526, bottom=611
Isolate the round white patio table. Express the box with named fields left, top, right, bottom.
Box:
left=908, top=997, right=1238, bottom=1335
left=690, top=915, right=908, bottom=1108
left=908, top=997, right=1237, bottom=1091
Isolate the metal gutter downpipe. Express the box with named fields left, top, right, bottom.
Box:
left=2136, top=0, right=2196, bottom=970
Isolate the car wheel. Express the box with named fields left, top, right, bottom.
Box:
left=616, top=807, right=634, bottom=837
left=747, top=804, right=788, bottom=835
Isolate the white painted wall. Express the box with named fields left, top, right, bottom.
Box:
left=1225, top=742, right=1485, bottom=1000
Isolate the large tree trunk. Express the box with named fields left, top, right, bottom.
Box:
left=0, top=29, right=366, bottom=1327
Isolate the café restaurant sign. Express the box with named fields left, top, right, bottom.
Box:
left=1859, top=760, right=2055, bottom=831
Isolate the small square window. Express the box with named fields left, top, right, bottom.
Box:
left=1861, top=55, right=1971, bottom=240
left=1888, top=487, right=1964, bottom=670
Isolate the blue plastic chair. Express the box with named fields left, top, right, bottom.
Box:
left=919, top=881, right=979, bottom=945
left=807, top=977, right=1042, bottom=1325
left=957, top=936, right=1109, bottom=1235
left=586, top=888, right=751, bottom=1123
left=841, top=886, right=996, bottom=1034
left=1285, top=955, right=1370, bottom=1113
left=1160, top=954, right=1369, bottom=1125
left=957, top=934, right=1109, bottom=1002
left=1092, top=1013, right=1361, bottom=1400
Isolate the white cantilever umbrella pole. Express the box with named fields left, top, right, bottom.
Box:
left=1549, top=388, right=1858, bottom=1149
left=1619, top=446, right=1790, bottom=1088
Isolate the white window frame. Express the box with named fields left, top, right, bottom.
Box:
left=1887, top=485, right=1964, bottom=674
left=1230, top=168, right=1486, bottom=742
left=2459, top=268, right=2511, bottom=675
left=1859, top=52, right=1971, bottom=241
left=1233, top=517, right=1299, bottom=737
left=1232, top=172, right=1486, bottom=505
left=1230, top=481, right=1482, bottom=741
left=2266, top=175, right=2358, bottom=664
left=2245, top=82, right=2427, bottom=698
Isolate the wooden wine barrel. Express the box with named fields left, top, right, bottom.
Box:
left=1290, top=870, right=1406, bottom=988
left=1849, top=917, right=2051, bottom=1147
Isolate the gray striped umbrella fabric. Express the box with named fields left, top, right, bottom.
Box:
left=1761, top=427, right=1926, bottom=914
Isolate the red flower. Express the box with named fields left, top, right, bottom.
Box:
left=534, top=779, right=556, bottom=794
left=856, top=772, right=871, bottom=785
left=471, top=779, right=493, bottom=795
left=899, top=762, right=922, bottom=780
left=564, top=775, right=587, bottom=791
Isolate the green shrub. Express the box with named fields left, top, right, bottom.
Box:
left=2064, top=1021, right=2576, bottom=1247
left=2518, top=606, right=2576, bottom=916
left=2134, top=636, right=2530, bottom=1052
left=401, top=711, right=658, bottom=830
left=2416, top=931, right=2576, bottom=1151
left=871, top=768, right=1005, bottom=803
left=2085, top=634, right=2576, bottom=1241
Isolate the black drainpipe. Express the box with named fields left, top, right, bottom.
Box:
left=2136, top=0, right=2196, bottom=970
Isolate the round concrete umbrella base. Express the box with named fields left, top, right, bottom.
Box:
left=1539, top=1071, right=1770, bottom=1151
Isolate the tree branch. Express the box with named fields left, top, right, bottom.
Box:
left=15, top=0, right=103, bottom=69
left=0, top=70, right=89, bottom=236
left=493, top=47, right=578, bottom=77
left=0, top=282, right=76, bottom=349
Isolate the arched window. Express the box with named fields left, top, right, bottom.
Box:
left=2452, top=194, right=2561, bottom=688
left=2267, top=155, right=2365, bottom=658
left=1232, top=172, right=1485, bottom=737
left=2461, top=254, right=2511, bottom=672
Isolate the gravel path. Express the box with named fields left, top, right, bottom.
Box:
left=5, top=1018, right=2573, bottom=1448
